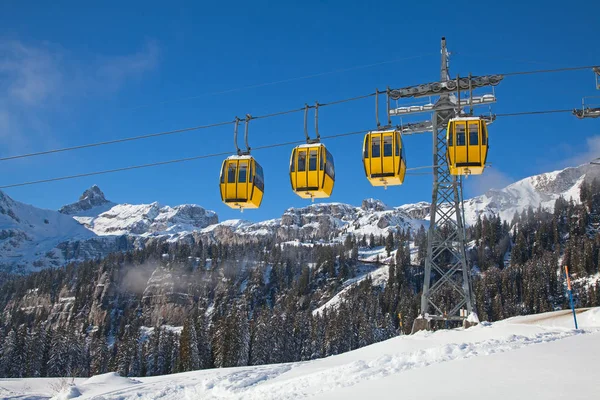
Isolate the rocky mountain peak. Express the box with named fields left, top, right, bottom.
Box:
left=80, top=185, right=106, bottom=202
left=361, top=198, right=389, bottom=212
left=527, top=164, right=597, bottom=195
left=0, top=190, right=19, bottom=223
left=59, top=185, right=114, bottom=216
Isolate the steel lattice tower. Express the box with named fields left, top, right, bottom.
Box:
left=413, top=39, right=472, bottom=332
left=388, top=37, right=503, bottom=331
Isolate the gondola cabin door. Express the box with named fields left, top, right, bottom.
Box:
left=307, top=148, right=320, bottom=189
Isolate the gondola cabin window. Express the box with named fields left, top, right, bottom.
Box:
left=228, top=164, right=237, bottom=183
left=482, top=125, right=487, bottom=145
left=372, top=136, right=381, bottom=157
left=325, top=149, right=335, bottom=179
left=238, top=163, right=247, bottom=183
left=383, top=135, right=393, bottom=157
left=320, top=147, right=325, bottom=170
left=456, top=125, right=466, bottom=146
left=469, top=123, right=479, bottom=145
left=298, top=151, right=306, bottom=171
left=309, top=150, right=318, bottom=171
left=255, top=163, right=264, bottom=191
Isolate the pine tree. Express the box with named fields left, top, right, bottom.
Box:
left=24, top=327, right=46, bottom=377
left=385, top=231, right=394, bottom=257
left=116, top=326, right=136, bottom=377
left=297, top=266, right=310, bottom=296
left=148, top=326, right=161, bottom=376
left=369, top=233, right=376, bottom=249
left=129, top=339, right=142, bottom=377
left=0, top=329, right=23, bottom=377
left=211, top=316, right=228, bottom=368
left=90, top=335, right=110, bottom=376
left=188, top=322, right=200, bottom=371
left=195, top=316, right=212, bottom=370
left=157, top=328, right=173, bottom=375
left=178, top=318, right=200, bottom=372
left=178, top=320, right=191, bottom=372
left=415, top=225, right=428, bottom=265
left=249, top=309, right=271, bottom=366
left=66, top=329, right=85, bottom=377
left=48, top=327, right=70, bottom=377
left=170, top=332, right=180, bottom=374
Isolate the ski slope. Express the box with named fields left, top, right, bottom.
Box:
left=2, top=308, right=599, bottom=400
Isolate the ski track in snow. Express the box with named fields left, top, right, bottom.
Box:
left=80, top=328, right=593, bottom=400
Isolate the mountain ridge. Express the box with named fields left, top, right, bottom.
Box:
left=0, top=164, right=593, bottom=274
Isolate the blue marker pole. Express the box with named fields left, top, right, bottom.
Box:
left=564, top=265, right=578, bottom=329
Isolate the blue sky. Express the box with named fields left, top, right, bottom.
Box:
left=0, top=0, right=599, bottom=222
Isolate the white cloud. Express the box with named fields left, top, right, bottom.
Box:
left=464, top=167, right=514, bottom=197
left=94, top=40, right=160, bottom=91
left=0, top=40, right=64, bottom=105
left=562, top=135, right=600, bottom=168
left=0, top=39, right=160, bottom=154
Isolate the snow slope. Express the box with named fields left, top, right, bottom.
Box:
left=59, top=185, right=219, bottom=237
left=313, top=263, right=388, bottom=316
left=0, top=191, right=95, bottom=273
left=2, top=308, right=598, bottom=400
left=461, top=164, right=595, bottom=225
left=81, top=202, right=218, bottom=237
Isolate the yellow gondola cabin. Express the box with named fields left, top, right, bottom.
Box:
left=446, top=117, right=488, bottom=175
left=289, top=143, right=335, bottom=199
left=363, top=130, right=406, bottom=187
left=219, top=155, right=264, bottom=210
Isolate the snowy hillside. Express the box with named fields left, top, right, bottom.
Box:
left=462, top=164, right=595, bottom=225
left=0, top=191, right=94, bottom=274
left=81, top=202, right=218, bottom=237
left=394, top=164, right=595, bottom=226
left=3, top=308, right=599, bottom=400
left=276, top=199, right=425, bottom=241
left=58, top=185, right=219, bottom=237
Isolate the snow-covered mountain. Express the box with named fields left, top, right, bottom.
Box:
left=59, top=185, right=115, bottom=217
left=276, top=199, right=424, bottom=240
left=462, top=164, right=596, bottom=225
left=395, top=164, right=595, bottom=225
left=0, top=164, right=595, bottom=275
left=0, top=186, right=219, bottom=274
left=79, top=202, right=218, bottom=236
left=0, top=191, right=95, bottom=274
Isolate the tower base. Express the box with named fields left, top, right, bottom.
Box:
left=411, top=317, right=431, bottom=334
